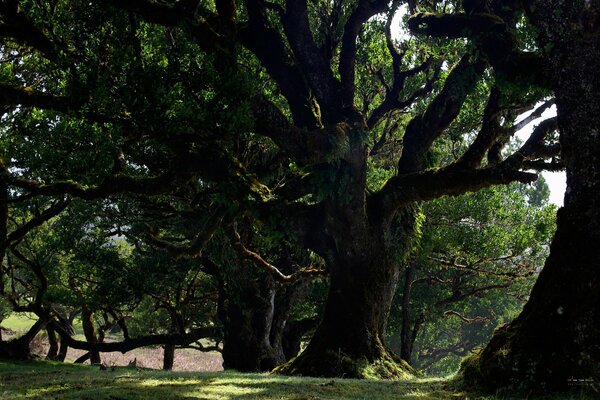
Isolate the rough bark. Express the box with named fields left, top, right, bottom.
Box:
left=462, top=1, right=600, bottom=391
left=275, top=205, right=418, bottom=379
left=221, top=274, right=287, bottom=371
left=1, top=1, right=561, bottom=380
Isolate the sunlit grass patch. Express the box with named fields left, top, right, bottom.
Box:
left=0, top=360, right=596, bottom=399
left=1, top=313, right=38, bottom=333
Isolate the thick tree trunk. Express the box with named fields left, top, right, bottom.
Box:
left=463, top=2, right=600, bottom=391
left=220, top=242, right=311, bottom=373
left=276, top=251, right=412, bottom=378
left=221, top=279, right=287, bottom=371
left=276, top=207, right=418, bottom=378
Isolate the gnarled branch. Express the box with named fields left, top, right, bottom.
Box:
left=227, top=225, right=326, bottom=284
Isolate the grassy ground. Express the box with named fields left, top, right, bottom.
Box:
left=0, top=360, right=596, bottom=400
left=1, top=313, right=39, bottom=333
left=2, top=313, right=84, bottom=335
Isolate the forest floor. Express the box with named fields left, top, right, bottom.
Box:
left=0, top=360, right=596, bottom=400
left=1, top=316, right=597, bottom=399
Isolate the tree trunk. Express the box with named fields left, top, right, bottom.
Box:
left=81, top=306, right=101, bottom=365
left=463, top=2, right=600, bottom=391
left=400, top=264, right=419, bottom=364
left=57, top=336, right=68, bottom=362
left=276, top=256, right=411, bottom=378
left=221, top=278, right=287, bottom=371
left=276, top=207, right=418, bottom=378
left=281, top=316, right=319, bottom=361
left=163, top=344, right=175, bottom=370
left=220, top=241, right=311, bottom=373
left=46, top=327, right=59, bottom=360
left=0, top=318, right=46, bottom=360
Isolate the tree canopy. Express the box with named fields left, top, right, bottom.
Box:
left=3, top=0, right=599, bottom=394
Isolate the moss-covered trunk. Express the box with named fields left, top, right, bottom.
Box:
left=277, top=253, right=412, bottom=378
left=276, top=204, right=417, bottom=379
left=463, top=2, right=600, bottom=391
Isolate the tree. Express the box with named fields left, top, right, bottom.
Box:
left=0, top=196, right=69, bottom=359
left=386, top=181, right=555, bottom=374
left=1, top=0, right=560, bottom=377
left=407, top=0, right=600, bottom=391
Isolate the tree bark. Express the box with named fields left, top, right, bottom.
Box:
left=163, top=344, right=175, bottom=370
left=46, top=327, right=59, bottom=360
left=276, top=249, right=412, bottom=378
left=81, top=306, right=101, bottom=365
left=57, top=336, right=68, bottom=362
left=276, top=205, right=418, bottom=378
left=463, top=1, right=600, bottom=391
left=400, top=264, right=418, bottom=364
left=221, top=277, right=286, bottom=371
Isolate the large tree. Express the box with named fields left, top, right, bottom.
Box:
left=1, top=0, right=560, bottom=377
left=407, top=0, right=600, bottom=391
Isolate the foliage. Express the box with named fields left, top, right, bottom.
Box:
left=0, top=0, right=563, bottom=379
left=387, top=179, right=556, bottom=375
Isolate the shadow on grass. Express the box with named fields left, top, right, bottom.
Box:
left=0, top=360, right=594, bottom=400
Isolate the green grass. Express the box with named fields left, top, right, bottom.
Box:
left=1, top=313, right=38, bottom=333
left=0, top=360, right=596, bottom=400
left=1, top=313, right=83, bottom=335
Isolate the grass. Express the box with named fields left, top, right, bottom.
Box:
left=0, top=360, right=596, bottom=400
left=1, top=313, right=38, bottom=333
left=1, top=313, right=84, bottom=335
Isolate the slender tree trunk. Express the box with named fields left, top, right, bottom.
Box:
left=81, top=306, right=101, bottom=365
left=46, top=327, right=59, bottom=360
left=400, top=264, right=416, bottom=364
left=463, top=1, right=600, bottom=391
left=57, top=337, right=68, bottom=362
left=163, top=344, right=175, bottom=370
left=74, top=352, right=91, bottom=364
